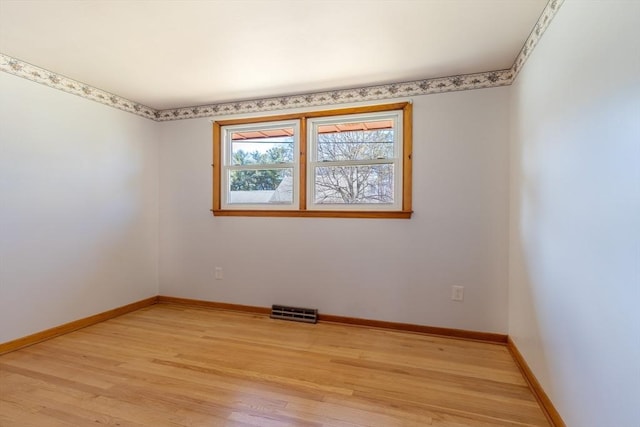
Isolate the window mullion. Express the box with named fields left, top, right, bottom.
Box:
left=299, top=117, right=307, bottom=211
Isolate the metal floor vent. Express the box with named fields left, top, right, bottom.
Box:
left=271, top=305, right=318, bottom=324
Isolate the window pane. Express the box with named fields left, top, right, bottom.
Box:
left=314, top=164, right=394, bottom=204
left=316, top=120, right=394, bottom=162
left=231, top=128, right=294, bottom=166
left=228, top=168, right=293, bottom=204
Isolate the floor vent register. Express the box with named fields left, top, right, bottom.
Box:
left=270, top=305, right=318, bottom=324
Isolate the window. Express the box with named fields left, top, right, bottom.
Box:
left=220, top=120, right=299, bottom=210
left=213, top=102, right=412, bottom=218
left=307, top=112, right=402, bottom=211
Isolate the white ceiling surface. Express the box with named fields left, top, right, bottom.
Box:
left=0, top=0, right=547, bottom=110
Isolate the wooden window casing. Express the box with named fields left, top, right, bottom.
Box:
left=212, top=102, right=412, bottom=218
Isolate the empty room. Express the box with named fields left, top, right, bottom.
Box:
left=0, top=0, right=638, bottom=426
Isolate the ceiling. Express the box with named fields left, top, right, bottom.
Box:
left=0, top=0, right=547, bottom=110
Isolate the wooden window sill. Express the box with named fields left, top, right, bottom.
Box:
left=210, top=209, right=413, bottom=219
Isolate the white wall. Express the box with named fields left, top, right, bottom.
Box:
left=0, top=73, right=159, bottom=342
left=158, top=88, right=511, bottom=333
left=509, top=1, right=640, bottom=426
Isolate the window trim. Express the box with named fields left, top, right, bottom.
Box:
left=212, top=102, right=413, bottom=218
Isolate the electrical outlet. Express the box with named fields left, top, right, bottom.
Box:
left=451, top=285, right=464, bottom=301
left=214, top=267, right=223, bottom=280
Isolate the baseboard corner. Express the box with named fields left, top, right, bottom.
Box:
left=507, top=337, right=566, bottom=427
left=0, top=296, right=157, bottom=355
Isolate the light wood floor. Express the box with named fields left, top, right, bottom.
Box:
left=0, top=304, right=550, bottom=426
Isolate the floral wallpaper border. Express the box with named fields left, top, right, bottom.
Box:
left=155, top=69, right=514, bottom=121
left=0, top=53, right=156, bottom=120
left=512, top=0, right=564, bottom=77
left=0, top=0, right=563, bottom=122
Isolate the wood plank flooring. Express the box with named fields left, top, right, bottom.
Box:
left=0, top=304, right=550, bottom=426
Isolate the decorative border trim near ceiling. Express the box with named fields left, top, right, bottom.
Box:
left=156, top=70, right=513, bottom=121
left=512, top=0, right=563, bottom=77
left=0, top=53, right=157, bottom=120
left=0, top=0, right=563, bottom=122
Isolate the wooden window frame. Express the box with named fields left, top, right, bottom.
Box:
left=212, top=102, right=413, bottom=218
